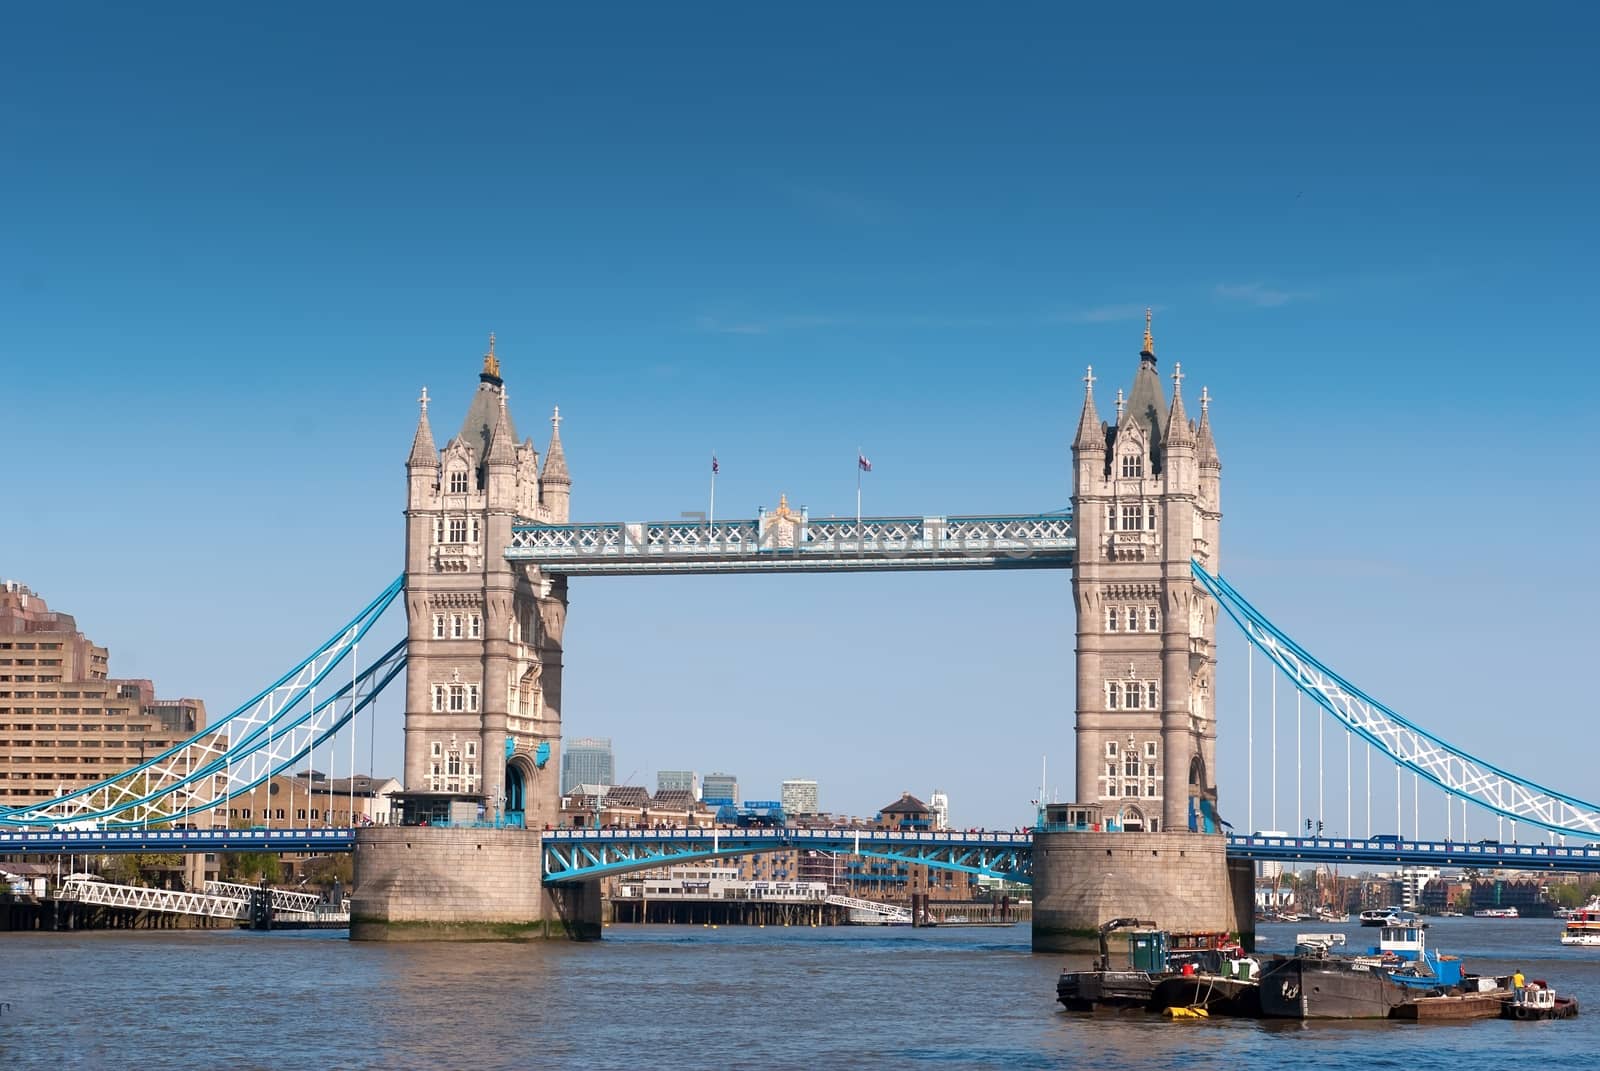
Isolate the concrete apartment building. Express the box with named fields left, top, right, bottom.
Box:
left=0, top=580, right=207, bottom=811
left=781, top=778, right=819, bottom=817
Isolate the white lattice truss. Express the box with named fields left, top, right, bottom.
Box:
left=0, top=581, right=405, bottom=829
left=507, top=514, right=1075, bottom=571
left=60, top=877, right=344, bottom=922
left=1194, top=562, right=1600, bottom=839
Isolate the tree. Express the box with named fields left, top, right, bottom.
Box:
left=217, top=817, right=284, bottom=884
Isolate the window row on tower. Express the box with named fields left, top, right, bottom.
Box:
left=1105, top=606, right=1160, bottom=633
left=431, top=613, right=483, bottom=640
left=432, top=516, right=481, bottom=545
left=1105, top=680, right=1159, bottom=710
left=1107, top=503, right=1158, bottom=531
left=430, top=683, right=481, bottom=713
left=427, top=737, right=479, bottom=793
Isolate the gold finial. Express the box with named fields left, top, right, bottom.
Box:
left=482, top=332, right=501, bottom=379
left=1142, top=307, right=1155, bottom=355
left=774, top=493, right=794, bottom=519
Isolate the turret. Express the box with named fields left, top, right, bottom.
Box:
left=540, top=406, right=571, bottom=522
left=407, top=387, right=440, bottom=505
left=485, top=387, right=518, bottom=506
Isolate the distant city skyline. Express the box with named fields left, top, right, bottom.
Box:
left=561, top=738, right=614, bottom=796
left=2, top=7, right=1596, bottom=831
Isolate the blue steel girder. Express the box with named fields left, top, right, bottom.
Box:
left=1193, top=561, right=1600, bottom=839
left=506, top=514, right=1074, bottom=575
left=540, top=828, right=1035, bottom=884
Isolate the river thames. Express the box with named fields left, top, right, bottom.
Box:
left=2, top=918, right=1596, bottom=1070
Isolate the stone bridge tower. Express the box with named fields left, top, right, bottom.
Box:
left=1070, top=310, right=1222, bottom=834
left=400, top=336, right=571, bottom=830
left=1033, top=312, right=1245, bottom=953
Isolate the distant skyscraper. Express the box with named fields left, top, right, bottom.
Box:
left=782, top=778, right=819, bottom=816
left=657, top=770, right=700, bottom=799
left=561, top=737, right=614, bottom=794
left=929, top=789, right=950, bottom=831
left=702, top=771, right=739, bottom=805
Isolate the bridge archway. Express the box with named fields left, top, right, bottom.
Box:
left=505, top=757, right=530, bottom=827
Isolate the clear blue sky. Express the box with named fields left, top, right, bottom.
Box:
left=3, top=3, right=1596, bottom=832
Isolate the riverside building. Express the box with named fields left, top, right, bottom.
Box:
left=0, top=580, right=207, bottom=810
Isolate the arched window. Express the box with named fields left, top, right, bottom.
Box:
left=449, top=470, right=469, bottom=494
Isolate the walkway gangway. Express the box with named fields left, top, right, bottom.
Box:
left=824, top=893, right=912, bottom=923
left=59, top=876, right=347, bottom=922
left=61, top=876, right=252, bottom=920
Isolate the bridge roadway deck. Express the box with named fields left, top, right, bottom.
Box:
left=504, top=514, right=1076, bottom=574
left=540, top=826, right=1036, bottom=883
left=4, top=828, right=1598, bottom=874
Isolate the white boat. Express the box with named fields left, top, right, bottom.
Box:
left=1359, top=907, right=1406, bottom=927
left=1474, top=907, right=1519, bottom=918
left=1560, top=900, right=1600, bottom=946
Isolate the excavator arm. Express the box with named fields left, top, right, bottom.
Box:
left=1097, top=917, right=1158, bottom=970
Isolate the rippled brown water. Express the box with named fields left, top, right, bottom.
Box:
left=2, top=918, right=1596, bottom=1070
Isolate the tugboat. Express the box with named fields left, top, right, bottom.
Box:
left=1503, top=981, right=1579, bottom=1020
left=1057, top=920, right=1253, bottom=1014
left=1056, top=918, right=1162, bottom=1012
left=1258, top=919, right=1464, bottom=1019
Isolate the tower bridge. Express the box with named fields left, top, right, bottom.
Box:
left=7, top=317, right=1599, bottom=946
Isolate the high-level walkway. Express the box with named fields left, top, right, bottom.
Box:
left=506, top=514, right=1075, bottom=574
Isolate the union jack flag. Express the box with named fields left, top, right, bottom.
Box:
left=857, top=453, right=872, bottom=472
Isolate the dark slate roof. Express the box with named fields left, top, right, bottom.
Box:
left=651, top=789, right=697, bottom=810
left=1121, top=353, right=1167, bottom=469
left=606, top=785, right=650, bottom=808
left=459, top=382, right=517, bottom=475
left=879, top=792, right=929, bottom=815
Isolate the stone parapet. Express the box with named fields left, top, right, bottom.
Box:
left=1031, top=830, right=1247, bottom=953
left=350, top=826, right=599, bottom=941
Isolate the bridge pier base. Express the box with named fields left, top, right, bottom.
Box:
left=1030, top=831, right=1252, bottom=953
left=350, top=826, right=600, bottom=941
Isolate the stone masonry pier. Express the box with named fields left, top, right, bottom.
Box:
left=350, top=826, right=599, bottom=941
left=1031, top=830, right=1253, bottom=953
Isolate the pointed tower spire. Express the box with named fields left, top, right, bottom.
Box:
left=541, top=406, right=570, bottom=485
left=1164, top=361, right=1194, bottom=447
left=1073, top=365, right=1106, bottom=453
left=540, top=405, right=571, bottom=522
left=407, top=386, right=440, bottom=470
left=1141, top=307, right=1156, bottom=360
left=1196, top=386, right=1220, bottom=466
left=485, top=385, right=516, bottom=468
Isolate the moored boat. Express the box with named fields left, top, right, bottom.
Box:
left=1360, top=906, right=1406, bottom=927
left=1389, top=988, right=1510, bottom=1021
left=1474, top=907, right=1519, bottom=918
left=1259, top=921, right=1462, bottom=1019
left=1502, top=982, right=1579, bottom=1021
left=1057, top=920, right=1250, bottom=1014
left=1559, top=899, right=1600, bottom=947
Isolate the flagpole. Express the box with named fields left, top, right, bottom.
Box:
left=855, top=445, right=862, bottom=532
left=709, top=451, right=716, bottom=529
